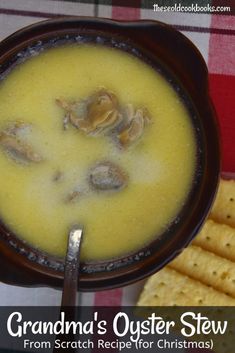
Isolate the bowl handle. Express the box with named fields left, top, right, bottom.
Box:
left=128, top=22, right=209, bottom=95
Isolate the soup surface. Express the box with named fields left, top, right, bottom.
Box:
left=0, top=44, right=196, bottom=261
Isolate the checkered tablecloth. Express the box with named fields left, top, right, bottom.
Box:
left=0, top=0, right=234, bottom=310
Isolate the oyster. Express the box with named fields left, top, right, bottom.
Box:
left=86, top=89, right=120, bottom=130
left=0, top=132, right=42, bottom=163
left=117, top=105, right=151, bottom=148
left=89, top=161, right=128, bottom=191
left=56, top=88, right=122, bottom=135
left=0, top=122, right=43, bottom=163
left=56, top=90, right=152, bottom=148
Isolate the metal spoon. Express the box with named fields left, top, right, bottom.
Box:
left=61, top=225, right=83, bottom=307
left=53, top=226, right=83, bottom=353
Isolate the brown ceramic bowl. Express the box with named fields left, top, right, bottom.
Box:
left=0, top=17, right=220, bottom=291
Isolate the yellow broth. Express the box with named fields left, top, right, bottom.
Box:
left=0, top=44, right=196, bottom=261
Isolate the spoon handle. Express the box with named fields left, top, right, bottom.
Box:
left=62, top=226, right=83, bottom=307
left=53, top=227, right=83, bottom=353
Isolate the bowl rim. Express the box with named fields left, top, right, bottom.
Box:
left=0, top=16, right=220, bottom=291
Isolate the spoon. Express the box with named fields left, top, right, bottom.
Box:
left=61, top=225, right=83, bottom=307
left=53, top=226, right=83, bottom=353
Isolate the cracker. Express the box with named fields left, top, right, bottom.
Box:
left=169, top=245, right=235, bottom=297
left=193, top=219, right=235, bottom=262
left=137, top=267, right=235, bottom=306
left=210, top=179, right=235, bottom=228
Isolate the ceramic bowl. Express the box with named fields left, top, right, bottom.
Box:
left=0, top=17, right=220, bottom=291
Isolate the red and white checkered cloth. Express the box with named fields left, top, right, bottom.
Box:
left=0, top=0, right=234, bottom=316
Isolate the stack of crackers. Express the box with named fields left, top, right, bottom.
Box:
left=138, top=179, right=235, bottom=306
